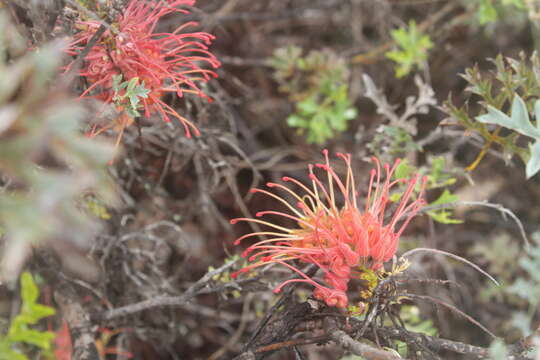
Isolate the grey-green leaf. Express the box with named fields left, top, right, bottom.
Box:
left=476, top=95, right=540, bottom=139
left=526, top=140, right=540, bottom=179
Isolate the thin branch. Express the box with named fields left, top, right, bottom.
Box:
left=65, top=0, right=114, bottom=30
left=405, top=293, right=497, bottom=339
left=330, top=330, right=404, bottom=360
left=370, top=325, right=532, bottom=360
left=96, top=259, right=239, bottom=321
left=401, top=247, right=499, bottom=286
left=324, top=316, right=405, bottom=360
left=243, top=264, right=318, bottom=351
left=54, top=283, right=100, bottom=360
left=419, top=200, right=530, bottom=248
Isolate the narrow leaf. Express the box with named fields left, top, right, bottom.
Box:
left=20, top=272, right=38, bottom=305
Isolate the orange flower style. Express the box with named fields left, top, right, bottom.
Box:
left=65, top=0, right=220, bottom=139
left=231, top=150, right=426, bottom=308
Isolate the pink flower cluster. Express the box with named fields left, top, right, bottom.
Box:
left=231, top=150, right=426, bottom=308
left=65, top=0, right=220, bottom=138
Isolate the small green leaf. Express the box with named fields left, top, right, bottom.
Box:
left=385, top=20, right=432, bottom=78
left=20, top=272, right=38, bottom=305
left=297, top=97, right=318, bottom=114
left=430, top=189, right=458, bottom=206
left=427, top=209, right=463, bottom=224
left=426, top=190, right=463, bottom=224
left=0, top=343, right=28, bottom=360
left=394, top=159, right=415, bottom=179
left=27, top=303, right=56, bottom=321
left=8, top=329, right=55, bottom=350
left=126, top=77, right=139, bottom=93
left=478, top=0, right=498, bottom=24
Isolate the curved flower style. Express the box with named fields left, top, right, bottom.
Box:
left=231, top=150, right=426, bottom=308
left=65, top=0, right=220, bottom=140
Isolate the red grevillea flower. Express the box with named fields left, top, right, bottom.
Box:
left=65, top=0, right=220, bottom=139
left=231, top=150, right=426, bottom=308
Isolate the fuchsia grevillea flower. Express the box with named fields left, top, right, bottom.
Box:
left=231, top=150, right=426, bottom=308
left=65, top=0, right=220, bottom=140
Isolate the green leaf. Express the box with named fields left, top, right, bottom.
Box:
left=27, top=304, right=56, bottom=321
left=476, top=96, right=540, bottom=178
left=427, top=209, right=463, bottom=224
left=478, top=0, right=498, bottom=24
left=8, top=329, right=55, bottom=350
left=20, top=272, right=38, bottom=305
left=426, top=190, right=463, bottom=224
left=0, top=342, right=28, bottom=360
left=394, top=159, right=415, bottom=179
left=476, top=95, right=540, bottom=139
left=429, top=189, right=458, bottom=206
left=287, top=115, right=307, bottom=128
left=297, top=97, right=319, bottom=114
left=126, top=77, right=141, bottom=94
left=385, top=20, right=432, bottom=78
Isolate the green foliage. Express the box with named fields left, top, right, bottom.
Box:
left=476, top=95, right=540, bottom=178
left=0, top=13, right=116, bottom=284
left=367, top=125, right=422, bottom=158
left=443, top=52, right=540, bottom=177
left=0, top=272, right=56, bottom=360
left=469, top=234, right=520, bottom=302
left=476, top=0, right=526, bottom=24
left=112, top=74, right=150, bottom=118
left=385, top=20, right=433, bottom=78
left=426, top=190, right=461, bottom=224
left=270, top=45, right=357, bottom=144
left=392, top=157, right=461, bottom=224
left=508, top=234, right=540, bottom=335
left=287, top=85, right=357, bottom=144
left=478, top=0, right=498, bottom=24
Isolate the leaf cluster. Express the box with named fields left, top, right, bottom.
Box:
left=385, top=20, right=433, bottom=78
left=475, top=0, right=527, bottom=25
left=0, top=272, right=56, bottom=360
left=393, top=157, right=461, bottom=224
left=508, top=234, right=540, bottom=336
left=112, top=74, right=150, bottom=118
left=367, top=125, right=422, bottom=159
left=469, top=234, right=520, bottom=302
left=443, top=52, right=540, bottom=178
left=0, top=13, right=116, bottom=284
left=270, top=46, right=357, bottom=144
